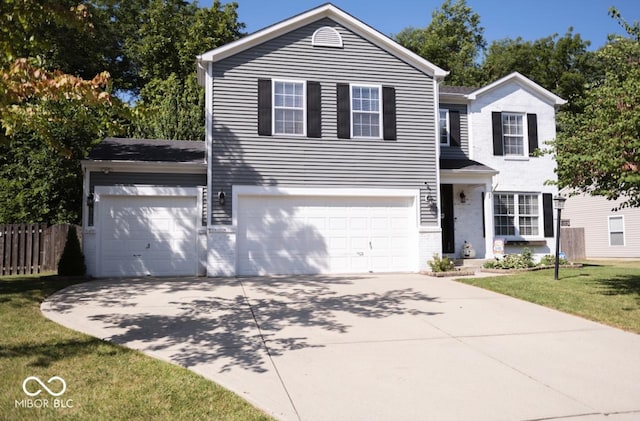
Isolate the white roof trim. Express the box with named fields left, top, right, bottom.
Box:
left=197, top=3, right=448, bottom=80
left=467, top=72, right=567, bottom=106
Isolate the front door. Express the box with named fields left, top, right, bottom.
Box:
left=440, top=184, right=455, bottom=254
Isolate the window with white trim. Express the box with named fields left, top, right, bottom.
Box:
left=439, top=109, right=450, bottom=145
left=502, top=112, right=526, bottom=156
left=608, top=216, right=625, bottom=246
left=494, top=193, right=540, bottom=237
left=273, top=80, right=305, bottom=135
left=351, top=85, right=381, bottom=138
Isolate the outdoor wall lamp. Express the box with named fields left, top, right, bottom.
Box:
left=459, top=191, right=466, bottom=203
left=86, top=193, right=95, bottom=208
left=218, top=191, right=226, bottom=206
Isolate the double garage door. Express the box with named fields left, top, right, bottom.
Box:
left=237, top=193, right=417, bottom=275
left=95, top=188, right=416, bottom=276
left=98, top=193, right=198, bottom=277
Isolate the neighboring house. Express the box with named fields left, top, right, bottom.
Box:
left=562, top=194, right=640, bottom=258
left=81, top=4, right=565, bottom=277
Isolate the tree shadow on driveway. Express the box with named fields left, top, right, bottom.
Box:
left=45, top=275, right=442, bottom=374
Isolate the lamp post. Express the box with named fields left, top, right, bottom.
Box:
left=553, top=195, right=567, bottom=280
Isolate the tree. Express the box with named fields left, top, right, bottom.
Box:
left=394, top=0, right=486, bottom=86
left=122, top=0, right=244, bottom=139
left=481, top=30, right=595, bottom=107
left=57, top=225, right=86, bottom=276
left=554, top=10, right=640, bottom=208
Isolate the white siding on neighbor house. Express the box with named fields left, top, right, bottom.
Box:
left=563, top=194, right=640, bottom=258
left=210, top=18, right=438, bottom=227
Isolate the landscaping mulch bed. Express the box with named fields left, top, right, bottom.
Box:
left=480, top=263, right=583, bottom=274
left=421, top=270, right=476, bottom=277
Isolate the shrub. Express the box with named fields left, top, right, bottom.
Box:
left=482, top=248, right=536, bottom=270
left=428, top=254, right=456, bottom=272
left=539, top=254, right=569, bottom=266
left=57, top=226, right=86, bottom=276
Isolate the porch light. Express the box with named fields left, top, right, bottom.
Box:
left=459, top=191, right=466, bottom=203
left=86, top=193, right=95, bottom=208
left=553, top=195, right=567, bottom=280
left=218, top=191, right=226, bottom=206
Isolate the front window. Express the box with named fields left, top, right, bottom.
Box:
left=351, top=85, right=381, bottom=138
left=273, top=80, right=305, bottom=135
left=494, top=193, right=540, bottom=237
left=502, top=113, right=525, bottom=156
left=439, top=109, right=450, bottom=145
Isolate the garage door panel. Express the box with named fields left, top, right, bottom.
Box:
left=99, top=195, right=197, bottom=277
left=237, top=194, right=416, bottom=275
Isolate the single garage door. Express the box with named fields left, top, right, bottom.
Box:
left=237, top=194, right=416, bottom=275
left=99, top=195, right=198, bottom=277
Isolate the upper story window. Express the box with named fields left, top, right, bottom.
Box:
left=494, top=193, right=541, bottom=237
left=351, top=85, right=382, bottom=138
left=502, top=112, right=525, bottom=156
left=439, top=109, right=450, bottom=145
left=608, top=216, right=625, bottom=246
left=492, top=112, right=538, bottom=157
left=273, top=80, right=306, bottom=135
left=258, top=79, right=321, bottom=138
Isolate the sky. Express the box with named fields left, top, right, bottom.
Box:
left=199, top=0, right=640, bottom=51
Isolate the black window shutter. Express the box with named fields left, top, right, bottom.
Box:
left=258, top=79, right=272, bottom=136
left=543, top=193, right=554, bottom=238
left=527, top=113, right=538, bottom=155
left=337, top=83, right=351, bottom=139
left=307, top=81, right=321, bottom=138
left=382, top=86, right=396, bottom=140
left=481, top=191, right=486, bottom=238
left=449, top=110, right=461, bottom=147
left=492, top=112, right=503, bottom=155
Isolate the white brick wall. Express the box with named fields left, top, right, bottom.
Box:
left=207, top=227, right=237, bottom=276
left=418, top=226, right=442, bottom=271
left=469, top=81, right=559, bottom=257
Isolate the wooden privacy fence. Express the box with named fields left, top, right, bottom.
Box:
left=560, top=227, right=586, bottom=262
left=0, top=224, right=80, bottom=276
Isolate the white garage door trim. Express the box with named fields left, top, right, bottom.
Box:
left=233, top=186, right=420, bottom=275
left=94, top=186, right=200, bottom=277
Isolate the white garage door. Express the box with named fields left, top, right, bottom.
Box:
left=99, top=195, right=198, bottom=277
left=237, top=194, right=416, bottom=275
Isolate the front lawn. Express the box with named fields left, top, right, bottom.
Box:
left=458, top=260, right=640, bottom=334
left=0, top=275, right=273, bottom=421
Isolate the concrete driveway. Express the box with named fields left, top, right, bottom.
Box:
left=42, top=274, right=640, bottom=421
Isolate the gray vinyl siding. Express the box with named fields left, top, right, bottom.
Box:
left=89, top=172, right=206, bottom=191
left=211, top=18, right=438, bottom=225
left=439, top=103, right=469, bottom=159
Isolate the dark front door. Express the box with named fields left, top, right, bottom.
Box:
left=441, top=184, right=455, bottom=253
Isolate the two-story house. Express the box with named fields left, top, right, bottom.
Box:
left=81, top=4, right=565, bottom=277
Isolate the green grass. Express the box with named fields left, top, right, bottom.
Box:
left=458, top=260, right=640, bottom=334
left=0, top=274, right=274, bottom=421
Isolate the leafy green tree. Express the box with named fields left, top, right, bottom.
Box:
left=554, top=10, right=640, bottom=208
left=394, top=0, right=486, bottom=86
left=481, top=30, right=595, bottom=106
left=120, top=0, right=244, bottom=139
left=132, top=73, right=205, bottom=140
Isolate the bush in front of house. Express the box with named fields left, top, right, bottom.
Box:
left=428, top=254, right=456, bottom=272
left=539, top=254, right=569, bottom=266
left=483, top=248, right=536, bottom=270
left=57, top=226, right=86, bottom=276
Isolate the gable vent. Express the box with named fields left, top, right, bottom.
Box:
left=312, top=26, right=343, bottom=48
